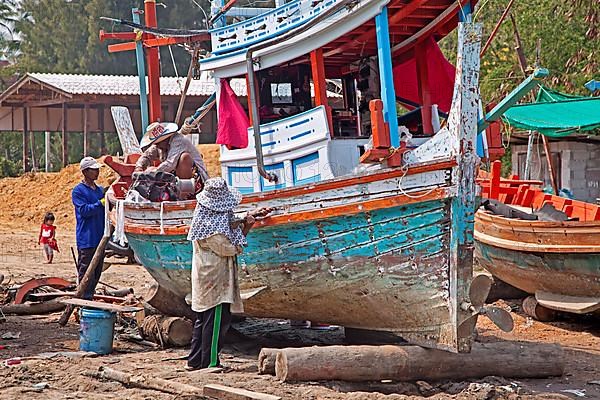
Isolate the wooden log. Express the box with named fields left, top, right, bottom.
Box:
left=59, top=235, right=110, bottom=326
left=139, top=315, right=192, bottom=347
left=203, top=383, right=281, bottom=400
left=275, top=342, right=564, bottom=382
left=145, top=282, right=195, bottom=320
left=0, top=298, right=65, bottom=315
left=91, top=366, right=207, bottom=397
left=522, top=296, right=557, bottom=322
left=258, top=348, right=280, bottom=375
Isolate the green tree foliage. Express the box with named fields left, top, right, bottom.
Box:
left=14, top=0, right=210, bottom=76
left=441, top=0, right=599, bottom=103
left=0, top=0, right=20, bottom=60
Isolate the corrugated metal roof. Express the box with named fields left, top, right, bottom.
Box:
left=29, top=72, right=245, bottom=97
left=28, top=73, right=341, bottom=98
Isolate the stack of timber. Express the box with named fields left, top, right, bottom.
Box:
left=475, top=160, right=600, bottom=319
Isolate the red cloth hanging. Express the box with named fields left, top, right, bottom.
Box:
left=217, top=79, right=250, bottom=149
left=392, top=37, right=456, bottom=114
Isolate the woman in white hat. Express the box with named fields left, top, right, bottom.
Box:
left=185, top=177, right=271, bottom=370
left=135, top=122, right=209, bottom=185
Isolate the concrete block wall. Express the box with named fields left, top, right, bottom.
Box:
left=511, top=141, right=600, bottom=203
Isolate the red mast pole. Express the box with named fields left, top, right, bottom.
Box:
left=144, top=0, right=162, bottom=122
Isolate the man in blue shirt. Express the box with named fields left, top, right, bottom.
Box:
left=72, top=157, right=106, bottom=299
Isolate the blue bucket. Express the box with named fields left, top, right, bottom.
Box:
left=79, top=308, right=116, bottom=355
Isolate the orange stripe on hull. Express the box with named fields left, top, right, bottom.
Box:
left=121, top=187, right=450, bottom=235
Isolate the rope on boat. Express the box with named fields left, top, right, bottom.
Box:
left=397, top=151, right=441, bottom=200
left=99, top=17, right=208, bottom=37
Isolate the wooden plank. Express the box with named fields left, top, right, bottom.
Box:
left=415, top=41, right=433, bottom=135
left=310, top=48, right=333, bottom=136
left=83, top=103, right=89, bottom=156
left=62, top=103, right=68, bottom=167
left=536, top=291, right=600, bottom=314
left=22, top=106, right=29, bottom=172
left=60, top=298, right=143, bottom=313
left=29, top=292, right=130, bottom=303
left=203, top=384, right=281, bottom=400
left=110, top=106, right=142, bottom=155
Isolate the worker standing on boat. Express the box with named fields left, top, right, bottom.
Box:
left=185, top=177, right=270, bottom=370
left=135, top=122, right=209, bottom=187
left=71, top=157, right=106, bottom=299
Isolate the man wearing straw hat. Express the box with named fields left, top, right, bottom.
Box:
left=135, top=122, right=209, bottom=185
left=185, top=177, right=271, bottom=370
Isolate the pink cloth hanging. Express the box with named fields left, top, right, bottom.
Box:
left=392, top=37, right=456, bottom=114
left=217, top=79, right=250, bottom=149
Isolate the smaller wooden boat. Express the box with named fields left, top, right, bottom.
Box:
left=475, top=161, right=600, bottom=318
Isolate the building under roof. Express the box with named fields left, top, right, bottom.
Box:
left=0, top=73, right=341, bottom=171
left=0, top=73, right=236, bottom=170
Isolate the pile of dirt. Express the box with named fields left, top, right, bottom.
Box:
left=197, top=144, right=221, bottom=177
left=0, top=145, right=222, bottom=232
left=0, top=163, right=116, bottom=231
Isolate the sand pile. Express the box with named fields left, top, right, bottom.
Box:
left=0, top=164, right=116, bottom=231
left=197, top=144, right=221, bottom=177
left=0, top=145, right=222, bottom=231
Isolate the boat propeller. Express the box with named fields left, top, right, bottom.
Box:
left=459, top=275, right=514, bottom=334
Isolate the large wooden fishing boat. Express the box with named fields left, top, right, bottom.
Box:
left=103, top=0, right=526, bottom=353
left=475, top=161, right=600, bottom=317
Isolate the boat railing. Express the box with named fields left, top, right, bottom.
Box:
left=210, top=0, right=340, bottom=55
left=220, top=105, right=332, bottom=193
left=480, top=160, right=600, bottom=221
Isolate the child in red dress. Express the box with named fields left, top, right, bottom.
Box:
left=38, top=212, right=58, bottom=264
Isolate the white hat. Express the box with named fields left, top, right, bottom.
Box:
left=140, top=122, right=179, bottom=149
left=80, top=156, right=102, bottom=171
left=196, top=177, right=242, bottom=212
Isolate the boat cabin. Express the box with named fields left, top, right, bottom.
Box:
left=202, top=0, right=475, bottom=195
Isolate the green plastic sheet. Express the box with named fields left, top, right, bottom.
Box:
left=502, top=85, right=600, bottom=137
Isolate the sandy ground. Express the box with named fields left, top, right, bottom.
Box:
left=0, top=227, right=599, bottom=400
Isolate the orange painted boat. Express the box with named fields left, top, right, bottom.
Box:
left=475, top=161, right=600, bottom=316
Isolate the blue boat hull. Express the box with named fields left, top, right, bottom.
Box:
left=127, top=198, right=456, bottom=343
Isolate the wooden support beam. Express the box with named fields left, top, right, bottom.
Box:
left=415, top=42, right=433, bottom=135
left=144, top=0, right=162, bottom=123
left=99, top=30, right=137, bottom=42
left=22, top=107, right=29, bottom=172
left=131, top=8, right=149, bottom=133
left=83, top=104, right=89, bottom=156
left=323, top=0, right=427, bottom=58
left=391, top=1, right=466, bottom=55
left=107, top=34, right=209, bottom=53
left=24, top=97, right=71, bottom=108
left=541, top=134, right=558, bottom=195
left=62, top=103, right=68, bottom=167
left=98, top=105, right=106, bottom=155
left=310, top=48, right=333, bottom=136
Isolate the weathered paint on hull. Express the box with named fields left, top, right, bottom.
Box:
left=127, top=199, right=456, bottom=348
left=475, top=242, right=600, bottom=297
